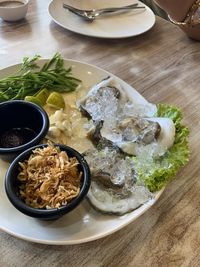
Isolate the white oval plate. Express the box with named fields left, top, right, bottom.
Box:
left=48, top=0, right=155, bottom=39
left=0, top=59, right=163, bottom=245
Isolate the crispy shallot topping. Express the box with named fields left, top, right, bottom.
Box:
left=17, top=146, right=82, bottom=209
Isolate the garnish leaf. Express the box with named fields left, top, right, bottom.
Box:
left=134, top=104, right=189, bottom=192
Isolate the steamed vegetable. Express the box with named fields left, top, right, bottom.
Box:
left=134, top=104, right=189, bottom=192
left=0, top=53, right=81, bottom=102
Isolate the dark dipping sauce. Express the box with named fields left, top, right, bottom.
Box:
left=0, top=127, right=37, bottom=148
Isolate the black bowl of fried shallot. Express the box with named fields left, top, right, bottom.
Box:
left=5, top=144, right=91, bottom=220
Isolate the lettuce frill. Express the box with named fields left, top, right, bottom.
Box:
left=134, top=104, right=189, bottom=192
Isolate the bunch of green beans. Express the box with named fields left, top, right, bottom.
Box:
left=0, top=53, right=81, bottom=102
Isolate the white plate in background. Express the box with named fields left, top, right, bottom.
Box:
left=48, top=0, right=155, bottom=38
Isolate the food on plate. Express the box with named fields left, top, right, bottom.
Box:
left=1, top=54, right=188, bottom=216
left=78, top=76, right=175, bottom=155
left=45, top=74, right=189, bottom=215
left=35, top=88, right=50, bottom=106
left=135, top=103, right=189, bottom=192
left=17, top=145, right=82, bottom=209
left=0, top=127, right=36, bottom=148
left=0, top=53, right=81, bottom=103
left=87, top=116, right=175, bottom=156
left=76, top=77, right=189, bottom=214
left=78, top=76, right=157, bottom=119
left=46, top=92, right=65, bottom=109
left=84, top=147, right=152, bottom=214
left=25, top=88, right=50, bottom=107
left=24, top=95, right=43, bottom=107
left=46, top=108, right=93, bottom=153
left=25, top=89, right=66, bottom=109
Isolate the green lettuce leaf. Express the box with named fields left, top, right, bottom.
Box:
left=134, top=104, right=189, bottom=192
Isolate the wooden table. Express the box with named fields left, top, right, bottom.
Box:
left=0, top=1, right=200, bottom=266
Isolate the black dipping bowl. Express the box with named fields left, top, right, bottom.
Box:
left=5, top=144, right=91, bottom=220
left=0, top=100, right=49, bottom=161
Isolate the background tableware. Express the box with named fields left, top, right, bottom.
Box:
left=63, top=3, right=145, bottom=22
left=49, top=0, right=155, bottom=39
left=0, top=0, right=29, bottom=21
left=0, top=100, right=49, bottom=161
left=5, top=144, right=91, bottom=220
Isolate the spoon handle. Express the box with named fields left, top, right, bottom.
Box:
left=63, top=3, right=139, bottom=13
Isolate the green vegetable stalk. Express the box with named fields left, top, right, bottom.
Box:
left=134, top=104, right=189, bottom=192
left=0, top=53, right=81, bottom=102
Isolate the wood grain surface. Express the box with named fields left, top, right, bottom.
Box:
left=0, top=1, right=200, bottom=267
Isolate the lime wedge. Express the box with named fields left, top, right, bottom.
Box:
left=24, top=96, right=42, bottom=107
left=46, top=92, right=65, bottom=109
left=35, top=88, right=50, bottom=106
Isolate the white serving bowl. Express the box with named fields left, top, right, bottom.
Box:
left=0, top=0, right=29, bottom=21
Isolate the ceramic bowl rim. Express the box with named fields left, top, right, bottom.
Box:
left=0, top=0, right=29, bottom=9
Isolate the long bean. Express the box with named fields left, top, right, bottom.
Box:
left=0, top=53, right=81, bottom=102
